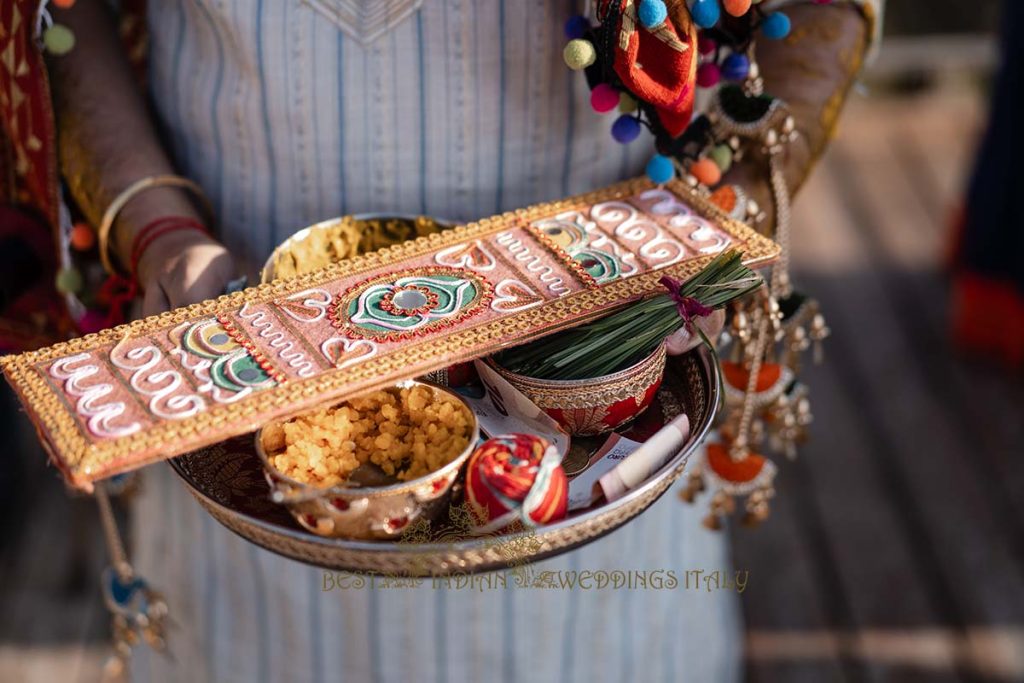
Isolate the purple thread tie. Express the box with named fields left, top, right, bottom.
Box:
left=660, top=276, right=714, bottom=323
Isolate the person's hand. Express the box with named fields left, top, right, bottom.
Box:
left=665, top=309, right=726, bottom=355
left=135, top=230, right=236, bottom=316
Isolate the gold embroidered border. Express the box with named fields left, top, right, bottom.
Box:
left=0, top=177, right=778, bottom=490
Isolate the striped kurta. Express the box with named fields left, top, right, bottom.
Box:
left=131, top=1, right=879, bottom=680
left=146, top=0, right=653, bottom=277
left=132, top=462, right=743, bottom=682
left=134, top=3, right=741, bottom=680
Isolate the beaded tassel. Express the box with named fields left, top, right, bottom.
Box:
left=96, top=480, right=170, bottom=683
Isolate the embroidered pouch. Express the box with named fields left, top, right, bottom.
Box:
left=1, top=178, right=777, bottom=490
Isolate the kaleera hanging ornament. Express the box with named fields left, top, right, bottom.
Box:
left=681, top=271, right=829, bottom=526
left=560, top=0, right=835, bottom=530
left=680, top=292, right=780, bottom=528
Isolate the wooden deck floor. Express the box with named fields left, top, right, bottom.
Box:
left=1, top=81, right=1020, bottom=682
left=734, top=81, right=1024, bottom=683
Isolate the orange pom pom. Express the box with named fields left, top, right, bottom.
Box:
left=52, top=0, right=77, bottom=7
left=691, top=158, right=722, bottom=186
left=70, top=222, right=96, bottom=251
left=723, top=0, right=752, bottom=17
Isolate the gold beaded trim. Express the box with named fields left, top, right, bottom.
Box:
left=0, top=178, right=777, bottom=490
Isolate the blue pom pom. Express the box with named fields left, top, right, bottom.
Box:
left=721, top=52, right=750, bottom=81
left=761, top=12, right=791, bottom=39
left=564, top=15, right=590, bottom=40
left=638, top=0, right=668, bottom=29
left=646, top=154, right=675, bottom=184
left=691, top=0, right=721, bottom=29
left=611, top=115, right=642, bottom=144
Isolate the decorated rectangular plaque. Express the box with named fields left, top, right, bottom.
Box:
left=1, top=178, right=778, bottom=489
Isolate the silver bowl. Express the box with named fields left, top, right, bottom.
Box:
left=254, top=380, right=480, bottom=540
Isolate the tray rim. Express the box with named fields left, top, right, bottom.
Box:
left=171, top=347, right=719, bottom=577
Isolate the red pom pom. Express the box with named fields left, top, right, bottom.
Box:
left=78, top=310, right=108, bottom=334
left=696, top=62, right=721, bottom=88
left=70, top=222, right=96, bottom=251
left=590, top=84, right=620, bottom=113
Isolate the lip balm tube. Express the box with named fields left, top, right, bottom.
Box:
left=598, top=413, right=690, bottom=502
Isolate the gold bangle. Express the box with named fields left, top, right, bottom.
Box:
left=97, top=175, right=212, bottom=276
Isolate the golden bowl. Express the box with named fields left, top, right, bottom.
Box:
left=486, top=343, right=667, bottom=437
left=254, top=380, right=479, bottom=540
left=260, top=213, right=453, bottom=283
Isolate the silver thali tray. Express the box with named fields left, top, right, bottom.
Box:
left=170, top=346, right=718, bottom=577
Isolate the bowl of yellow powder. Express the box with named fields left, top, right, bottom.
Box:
left=255, top=380, right=478, bottom=540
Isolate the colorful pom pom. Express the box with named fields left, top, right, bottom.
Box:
left=721, top=52, right=750, bottom=81
left=691, top=0, right=721, bottom=29
left=70, top=222, right=95, bottom=251
left=43, top=24, right=75, bottom=55
left=709, top=144, right=733, bottom=173
left=564, top=15, right=590, bottom=40
left=590, top=83, right=620, bottom=113
left=646, top=154, right=675, bottom=184
left=723, top=0, right=752, bottom=17
left=78, top=310, right=108, bottom=335
left=698, top=34, right=717, bottom=55
left=52, top=0, right=77, bottom=7
left=563, top=39, right=596, bottom=71
left=697, top=62, right=721, bottom=88
left=761, top=12, right=791, bottom=39
left=55, top=267, right=83, bottom=294
left=638, top=0, right=668, bottom=29
left=691, top=157, right=723, bottom=186
left=611, top=115, right=642, bottom=144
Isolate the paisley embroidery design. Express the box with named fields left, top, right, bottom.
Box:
left=179, top=319, right=279, bottom=393
left=532, top=211, right=637, bottom=285
left=329, top=266, right=491, bottom=341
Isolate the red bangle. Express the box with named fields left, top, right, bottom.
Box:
left=129, top=216, right=208, bottom=282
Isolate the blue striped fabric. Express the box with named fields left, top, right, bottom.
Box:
left=146, top=0, right=648, bottom=276
left=132, top=457, right=742, bottom=683
left=130, top=0, right=878, bottom=679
